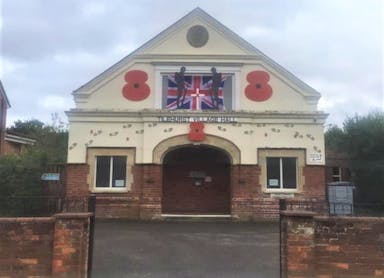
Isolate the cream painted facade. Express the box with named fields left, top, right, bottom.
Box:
left=67, top=8, right=327, bottom=169
left=66, top=8, right=328, bottom=218
left=67, top=8, right=326, bottom=167
left=68, top=112, right=325, bottom=165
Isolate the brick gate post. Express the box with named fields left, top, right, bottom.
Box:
left=52, top=213, right=92, bottom=278
left=280, top=211, right=316, bottom=278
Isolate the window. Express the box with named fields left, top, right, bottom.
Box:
left=259, top=149, right=304, bottom=192
left=266, top=157, right=297, bottom=189
left=332, top=167, right=342, bottom=182
left=95, top=156, right=127, bottom=188
left=87, top=148, right=135, bottom=192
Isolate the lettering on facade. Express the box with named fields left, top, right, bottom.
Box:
left=158, top=116, right=237, bottom=123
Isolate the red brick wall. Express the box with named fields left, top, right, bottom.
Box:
left=231, top=165, right=280, bottom=220
left=0, top=217, right=54, bottom=277
left=302, top=165, right=326, bottom=199
left=66, top=163, right=326, bottom=220
left=93, top=195, right=140, bottom=219
left=92, top=165, right=142, bottom=219
left=0, top=213, right=91, bottom=278
left=65, top=164, right=89, bottom=198
left=52, top=213, right=91, bottom=277
left=139, top=164, right=162, bottom=219
left=281, top=211, right=384, bottom=278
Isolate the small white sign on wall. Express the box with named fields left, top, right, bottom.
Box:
left=309, top=153, right=322, bottom=163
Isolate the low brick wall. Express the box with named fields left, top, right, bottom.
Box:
left=0, top=213, right=92, bottom=278
left=280, top=211, right=384, bottom=278
left=0, top=217, right=54, bottom=277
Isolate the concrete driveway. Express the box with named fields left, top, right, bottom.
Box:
left=91, top=220, right=280, bottom=278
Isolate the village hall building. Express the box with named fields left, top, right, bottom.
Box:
left=66, top=8, right=327, bottom=220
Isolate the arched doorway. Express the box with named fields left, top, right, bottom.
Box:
left=162, top=145, right=231, bottom=214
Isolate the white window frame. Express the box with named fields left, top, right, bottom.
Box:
left=259, top=149, right=305, bottom=193
left=95, top=156, right=126, bottom=189
left=266, top=157, right=297, bottom=190
left=87, top=148, right=135, bottom=193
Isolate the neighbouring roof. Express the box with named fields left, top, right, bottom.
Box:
left=5, top=132, right=36, bottom=146
left=0, top=80, right=11, bottom=108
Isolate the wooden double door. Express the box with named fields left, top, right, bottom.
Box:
left=162, top=146, right=231, bottom=214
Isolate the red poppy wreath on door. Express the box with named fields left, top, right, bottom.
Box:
left=189, top=122, right=205, bottom=142
left=245, top=71, right=273, bottom=102
left=122, top=70, right=150, bottom=101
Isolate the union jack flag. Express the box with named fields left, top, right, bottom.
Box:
left=166, top=75, right=226, bottom=110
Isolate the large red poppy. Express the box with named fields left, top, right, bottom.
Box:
left=245, top=71, right=273, bottom=102
left=122, top=70, right=150, bottom=101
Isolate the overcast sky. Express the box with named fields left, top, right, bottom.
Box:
left=0, top=0, right=382, bottom=127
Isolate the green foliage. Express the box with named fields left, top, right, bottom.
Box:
left=0, top=149, right=48, bottom=216
left=324, top=124, right=345, bottom=151
left=342, top=112, right=384, bottom=161
left=0, top=149, right=46, bottom=196
left=8, top=116, right=68, bottom=164
left=325, top=111, right=384, bottom=202
left=0, top=116, right=67, bottom=215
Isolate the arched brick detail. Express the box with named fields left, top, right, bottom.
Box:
left=153, top=134, right=241, bottom=165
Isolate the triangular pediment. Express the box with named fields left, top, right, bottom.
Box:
left=74, top=8, right=262, bottom=94
left=133, top=8, right=260, bottom=56
left=72, top=8, right=321, bottom=113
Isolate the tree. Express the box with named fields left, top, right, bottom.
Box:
left=8, top=116, right=68, bottom=164
left=0, top=149, right=47, bottom=215
left=325, top=111, right=384, bottom=202
left=0, top=117, right=68, bottom=215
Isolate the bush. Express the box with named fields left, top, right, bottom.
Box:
left=0, top=149, right=47, bottom=216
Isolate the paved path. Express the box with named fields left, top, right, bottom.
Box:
left=92, top=220, right=280, bottom=278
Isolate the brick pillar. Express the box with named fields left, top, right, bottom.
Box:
left=231, top=165, right=276, bottom=220
left=52, top=213, right=92, bottom=278
left=65, top=164, right=89, bottom=198
left=280, top=211, right=316, bottom=278
left=303, top=165, right=326, bottom=199
left=139, top=164, right=162, bottom=220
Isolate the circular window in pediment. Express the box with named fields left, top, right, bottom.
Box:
left=186, top=25, right=209, bottom=48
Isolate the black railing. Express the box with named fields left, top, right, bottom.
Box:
left=0, top=196, right=62, bottom=217
left=279, top=199, right=384, bottom=217
left=354, top=202, right=384, bottom=217
left=0, top=196, right=91, bottom=217
left=87, top=195, right=96, bottom=278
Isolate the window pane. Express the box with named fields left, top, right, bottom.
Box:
left=332, top=167, right=340, bottom=176
left=282, top=157, right=297, bottom=189
left=112, top=156, right=126, bottom=187
left=267, top=157, right=280, bottom=188
left=96, top=156, right=110, bottom=187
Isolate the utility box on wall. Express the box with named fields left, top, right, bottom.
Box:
left=327, top=181, right=354, bottom=215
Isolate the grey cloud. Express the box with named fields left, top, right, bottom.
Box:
left=1, top=0, right=382, bottom=127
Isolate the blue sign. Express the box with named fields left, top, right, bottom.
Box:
left=41, top=173, right=60, bottom=181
